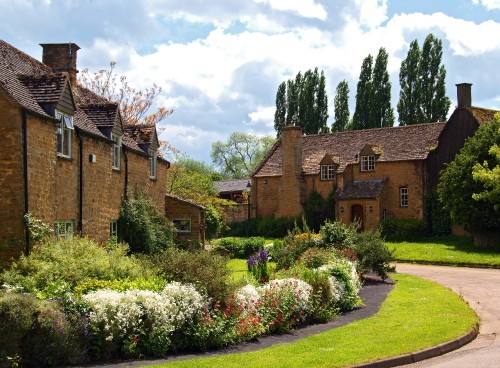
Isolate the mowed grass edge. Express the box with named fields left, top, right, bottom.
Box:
left=145, top=273, right=478, bottom=368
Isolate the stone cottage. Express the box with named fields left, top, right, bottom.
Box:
left=250, top=84, right=499, bottom=230
left=0, top=40, right=171, bottom=266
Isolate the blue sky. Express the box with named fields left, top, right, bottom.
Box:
left=1, top=0, right=499, bottom=164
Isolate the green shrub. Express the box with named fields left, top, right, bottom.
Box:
left=205, top=205, right=223, bottom=240
left=353, top=229, right=394, bottom=279
left=380, top=218, right=428, bottom=241
left=320, top=220, right=357, bottom=248
left=222, top=217, right=300, bottom=238
left=0, top=237, right=150, bottom=296
left=300, top=248, right=331, bottom=269
left=148, top=248, right=233, bottom=304
left=118, top=192, right=176, bottom=254
left=425, top=194, right=451, bottom=235
left=215, top=237, right=266, bottom=258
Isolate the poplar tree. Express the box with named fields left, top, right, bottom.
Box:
left=397, top=40, right=421, bottom=126
left=274, top=81, right=287, bottom=135
left=332, top=80, right=350, bottom=132
left=315, top=69, right=329, bottom=134
left=371, top=47, right=394, bottom=127
left=418, top=34, right=450, bottom=123
left=352, top=55, right=373, bottom=130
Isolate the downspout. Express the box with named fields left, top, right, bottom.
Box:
left=22, top=109, right=30, bottom=256
left=76, top=129, right=83, bottom=236
left=123, top=147, right=129, bottom=199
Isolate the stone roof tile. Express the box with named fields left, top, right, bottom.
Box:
left=337, top=179, right=386, bottom=200
left=214, top=179, right=249, bottom=194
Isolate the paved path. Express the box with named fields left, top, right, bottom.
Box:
left=396, top=264, right=500, bottom=368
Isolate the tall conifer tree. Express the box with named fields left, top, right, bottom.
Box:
left=274, top=81, right=287, bottom=136
left=332, top=80, right=350, bottom=132
left=397, top=40, right=421, bottom=126
left=353, top=55, right=373, bottom=130
left=371, top=47, right=394, bottom=127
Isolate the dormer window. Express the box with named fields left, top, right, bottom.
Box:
left=320, top=164, right=336, bottom=180
left=149, top=149, right=157, bottom=179
left=55, top=111, right=73, bottom=158
left=111, top=133, right=122, bottom=170
left=361, top=155, right=375, bottom=171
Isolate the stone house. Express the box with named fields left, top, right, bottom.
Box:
left=250, top=84, right=498, bottom=230
left=165, top=194, right=206, bottom=246
left=0, top=40, right=170, bottom=266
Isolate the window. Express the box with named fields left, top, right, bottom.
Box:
left=400, top=187, right=409, bottom=207
left=320, top=164, right=336, bottom=180
left=149, top=149, right=157, bottom=179
left=173, top=218, right=191, bottom=233
left=110, top=221, right=118, bottom=237
left=111, top=133, right=122, bottom=170
left=55, top=111, right=73, bottom=157
left=360, top=155, right=375, bottom=171
left=54, top=221, right=73, bottom=240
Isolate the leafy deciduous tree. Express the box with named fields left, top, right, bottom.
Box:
left=398, top=40, right=421, bottom=126
left=371, top=47, right=394, bottom=128
left=352, top=55, right=373, bottom=130
left=332, top=80, right=350, bottom=132
left=274, top=81, right=287, bottom=134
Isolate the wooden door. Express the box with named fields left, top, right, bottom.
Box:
left=351, top=204, right=364, bottom=231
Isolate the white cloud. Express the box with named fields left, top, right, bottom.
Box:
left=248, top=106, right=275, bottom=129
left=352, top=0, right=389, bottom=29
left=472, top=0, right=500, bottom=10
left=254, top=0, right=327, bottom=20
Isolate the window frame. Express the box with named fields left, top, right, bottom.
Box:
left=54, top=220, right=73, bottom=240
left=320, top=164, right=336, bottom=181
left=400, top=187, right=409, bottom=207
left=55, top=111, right=74, bottom=158
left=110, top=221, right=118, bottom=237
left=360, top=155, right=375, bottom=172
left=111, top=133, right=122, bottom=170
left=149, top=149, right=157, bottom=179
left=172, top=218, right=192, bottom=233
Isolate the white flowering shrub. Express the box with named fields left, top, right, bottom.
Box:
left=319, top=258, right=361, bottom=310
left=235, top=284, right=260, bottom=315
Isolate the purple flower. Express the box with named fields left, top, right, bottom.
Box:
left=247, top=256, right=256, bottom=267
left=257, top=249, right=268, bottom=262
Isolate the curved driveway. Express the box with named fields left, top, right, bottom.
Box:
left=396, top=264, right=500, bottom=368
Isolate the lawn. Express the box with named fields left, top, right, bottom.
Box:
left=144, top=273, right=478, bottom=368
left=389, top=236, right=500, bottom=267
left=226, top=258, right=276, bottom=281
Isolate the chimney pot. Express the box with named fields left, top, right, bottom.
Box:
left=40, top=43, right=80, bottom=86
left=456, top=83, right=472, bottom=108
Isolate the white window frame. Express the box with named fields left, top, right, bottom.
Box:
left=361, top=155, right=375, bottom=172
left=55, top=111, right=73, bottom=158
left=400, top=187, right=409, bottom=207
left=110, top=221, right=118, bottom=237
left=54, top=221, right=73, bottom=240
left=173, top=218, right=191, bottom=233
left=149, top=149, right=157, bottom=179
left=111, top=133, right=122, bottom=170
left=320, top=164, right=335, bottom=180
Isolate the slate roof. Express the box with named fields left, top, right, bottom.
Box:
left=214, top=179, right=249, bottom=194
left=165, top=194, right=206, bottom=210
left=253, top=123, right=447, bottom=177
left=0, top=39, right=164, bottom=157
left=337, top=179, right=386, bottom=200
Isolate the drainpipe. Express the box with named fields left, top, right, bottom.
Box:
left=22, top=109, right=30, bottom=256
left=76, top=129, right=84, bottom=236
left=123, top=147, right=129, bottom=199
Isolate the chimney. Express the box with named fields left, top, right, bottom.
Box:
left=456, top=83, right=472, bottom=108
left=40, top=43, right=80, bottom=86
left=277, top=124, right=303, bottom=218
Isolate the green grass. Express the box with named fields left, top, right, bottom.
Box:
left=143, top=273, right=478, bottom=368
left=226, top=258, right=276, bottom=282
left=389, top=236, right=500, bottom=267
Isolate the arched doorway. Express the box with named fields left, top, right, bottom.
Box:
left=351, top=204, right=364, bottom=231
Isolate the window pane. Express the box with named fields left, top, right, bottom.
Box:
left=64, top=116, right=74, bottom=129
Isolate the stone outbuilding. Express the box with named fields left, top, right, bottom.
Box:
left=165, top=194, right=206, bottom=247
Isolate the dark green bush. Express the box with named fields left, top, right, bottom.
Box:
left=118, top=192, right=176, bottom=254
left=303, top=190, right=336, bottom=232
left=222, top=217, right=300, bottom=238
left=215, top=237, right=266, bottom=258
left=353, top=229, right=395, bottom=279
left=148, top=248, right=233, bottom=304
left=424, top=194, right=451, bottom=235
left=380, top=218, right=429, bottom=241
left=205, top=205, right=223, bottom=240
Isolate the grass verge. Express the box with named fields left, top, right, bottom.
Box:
left=144, top=273, right=478, bottom=368
left=389, top=236, right=500, bottom=267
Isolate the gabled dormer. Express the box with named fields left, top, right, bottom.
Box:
left=358, top=144, right=381, bottom=172
left=319, top=154, right=339, bottom=181
left=124, top=124, right=160, bottom=179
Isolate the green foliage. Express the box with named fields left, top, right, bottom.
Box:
left=205, top=205, right=223, bottom=240
left=303, top=190, right=335, bottom=232
left=0, top=237, right=148, bottom=296
left=223, top=216, right=301, bottom=238
left=211, top=132, right=275, bottom=179
left=246, top=249, right=270, bottom=284
left=300, top=248, right=331, bottom=269
left=371, top=47, right=395, bottom=127
left=0, top=293, right=88, bottom=367
left=352, top=54, right=373, bottom=130
left=148, top=248, right=233, bottom=304
left=353, top=229, right=394, bottom=280
left=320, top=220, right=357, bottom=249
left=438, top=116, right=500, bottom=231
left=274, top=67, right=329, bottom=136
left=424, top=194, right=451, bottom=235
left=215, top=237, right=266, bottom=259
left=380, top=218, right=429, bottom=241
left=23, top=212, right=52, bottom=245
left=332, top=80, right=350, bottom=132
left=398, top=39, right=421, bottom=126
left=118, top=192, right=176, bottom=254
